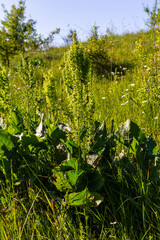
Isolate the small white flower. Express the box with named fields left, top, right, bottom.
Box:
left=130, top=83, right=135, bottom=87
left=126, top=89, right=129, bottom=91
left=121, top=94, right=126, bottom=98
left=102, top=97, right=105, bottom=99
left=142, top=100, right=147, bottom=103
left=111, top=72, right=114, bottom=75
left=110, top=222, right=117, bottom=225
left=154, top=116, right=158, bottom=120
left=59, top=66, right=61, bottom=69
left=121, top=101, right=128, bottom=106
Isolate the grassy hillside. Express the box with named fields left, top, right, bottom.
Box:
left=1, top=28, right=160, bottom=239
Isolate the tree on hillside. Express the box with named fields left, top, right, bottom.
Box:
left=144, top=0, right=160, bottom=50
left=0, top=1, right=41, bottom=66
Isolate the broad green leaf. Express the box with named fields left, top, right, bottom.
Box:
left=8, top=109, right=24, bottom=135
left=21, top=134, right=46, bottom=152
left=0, top=129, right=17, bottom=150
left=61, top=157, right=78, bottom=171
left=48, top=125, right=66, bottom=140
left=66, top=188, right=91, bottom=206
left=66, top=188, right=103, bottom=206
left=66, top=169, right=85, bottom=186
left=52, top=167, right=72, bottom=192
left=130, top=137, right=140, bottom=155
left=61, top=140, right=77, bottom=155
left=86, top=171, right=105, bottom=192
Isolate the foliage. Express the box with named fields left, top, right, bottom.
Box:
left=62, top=28, right=74, bottom=46
left=0, top=110, right=160, bottom=239
left=62, top=31, right=95, bottom=155
left=1, top=3, right=160, bottom=238
left=0, top=66, right=10, bottom=116
left=86, top=25, right=110, bottom=78
left=16, top=55, right=43, bottom=133
left=0, top=0, right=41, bottom=66
left=43, top=70, right=57, bottom=122
left=42, top=28, right=60, bottom=49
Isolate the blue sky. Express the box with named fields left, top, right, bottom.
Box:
left=0, top=0, right=157, bottom=45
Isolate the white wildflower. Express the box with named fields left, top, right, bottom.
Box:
left=130, top=83, right=135, bottom=87
left=154, top=116, right=158, bottom=120
left=121, top=101, right=128, bottom=106
left=110, top=222, right=117, bottom=225
left=102, top=97, right=105, bottom=99
left=142, top=100, right=147, bottom=103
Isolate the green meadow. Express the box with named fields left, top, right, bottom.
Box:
left=1, top=1, right=160, bottom=239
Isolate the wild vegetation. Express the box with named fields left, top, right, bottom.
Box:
left=1, top=0, right=160, bottom=239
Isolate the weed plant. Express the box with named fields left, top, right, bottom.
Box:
left=0, top=24, right=160, bottom=240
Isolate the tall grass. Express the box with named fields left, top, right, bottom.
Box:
left=0, top=28, right=160, bottom=240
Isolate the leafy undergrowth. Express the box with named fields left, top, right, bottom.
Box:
left=0, top=111, right=160, bottom=239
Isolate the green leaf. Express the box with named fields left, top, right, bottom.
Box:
left=130, top=137, right=140, bottom=155
left=52, top=167, right=73, bottom=192
left=48, top=125, right=66, bottom=140
left=66, top=188, right=103, bottom=206
left=21, top=134, right=46, bottom=152
left=8, top=108, right=24, bottom=135
left=60, top=157, right=78, bottom=171
left=0, top=129, right=18, bottom=151
left=66, top=188, right=91, bottom=206
left=61, top=140, right=77, bottom=156
left=86, top=171, right=105, bottom=192
left=66, top=169, right=85, bottom=187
